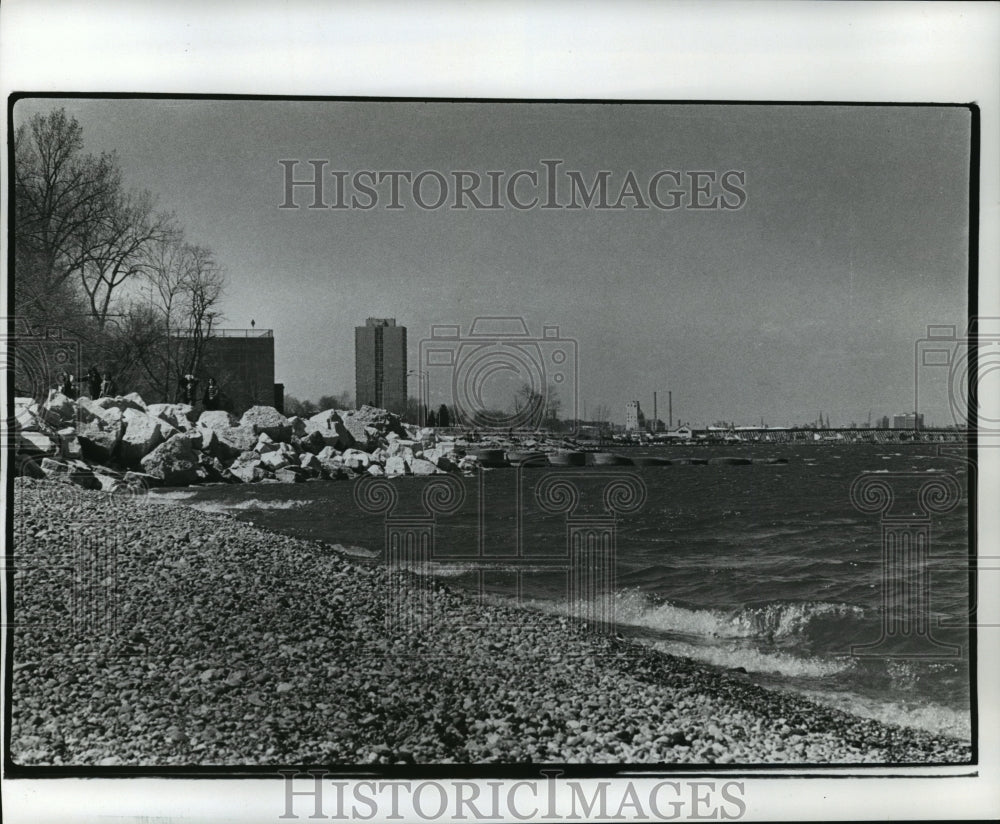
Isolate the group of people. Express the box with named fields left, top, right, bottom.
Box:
left=180, top=373, right=224, bottom=411
left=54, top=368, right=224, bottom=412
left=56, top=367, right=117, bottom=400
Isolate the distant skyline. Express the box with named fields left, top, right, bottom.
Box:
left=12, top=99, right=971, bottom=425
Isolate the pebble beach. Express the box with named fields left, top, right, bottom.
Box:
left=9, top=478, right=972, bottom=767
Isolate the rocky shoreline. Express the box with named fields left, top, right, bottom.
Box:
left=12, top=392, right=781, bottom=492
left=9, top=478, right=971, bottom=767
left=13, top=391, right=597, bottom=491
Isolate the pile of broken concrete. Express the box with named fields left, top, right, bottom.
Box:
left=12, top=392, right=484, bottom=491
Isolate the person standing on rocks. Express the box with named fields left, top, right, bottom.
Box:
left=60, top=373, right=77, bottom=399
left=180, top=373, right=199, bottom=406
left=100, top=372, right=117, bottom=398
left=85, top=366, right=102, bottom=399
left=203, top=377, right=222, bottom=411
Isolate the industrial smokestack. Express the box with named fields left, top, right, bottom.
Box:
left=653, top=392, right=657, bottom=433
left=668, top=391, right=672, bottom=429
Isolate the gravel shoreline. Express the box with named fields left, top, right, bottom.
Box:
left=9, top=478, right=971, bottom=766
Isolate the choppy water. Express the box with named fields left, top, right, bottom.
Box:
left=155, top=443, right=974, bottom=740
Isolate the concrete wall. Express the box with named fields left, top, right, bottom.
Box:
left=200, top=335, right=276, bottom=415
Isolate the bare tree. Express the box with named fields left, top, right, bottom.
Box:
left=404, top=395, right=426, bottom=426
left=77, top=190, right=175, bottom=329
left=14, top=109, right=122, bottom=299
left=132, top=236, right=225, bottom=402
left=14, top=108, right=228, bottom=405
left=515, top=382, right=561, bottom=427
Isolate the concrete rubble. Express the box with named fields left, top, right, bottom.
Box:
left=11, top=391, right=580, bottom=488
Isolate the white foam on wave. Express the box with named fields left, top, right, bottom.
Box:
left=401, top=562, right=559, bottom=578
left=147, top=490, right=199, bottom=503
left=610, top=589, right=864, bottom=642
left=648, top=638, right=850, bottom=678
left=499, top=592, right=856, bottom=679
left=225, top=498, right=309, bottom=511
left=794, top=688, right=970, bottom=740
left=162, top=496, right=311, bottom=515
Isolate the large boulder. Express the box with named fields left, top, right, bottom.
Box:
left=58, top=427, right=83, bottom=460
left=200, top=428, right=240, bottom=462
left=95, top=395, right=145, bottom=414
left=305, top=410, right=356, bottom=450
left=341, top=448, right=374, bottom=471
left=423, top=445, right=461, bottom=472
left=255, top=432, right=278, bottom=453
left=307, top=409, right=342, bottom=428
left=119, top=412, right=169, bottom=466
left=41, top=392, right=77, bottom=426
left=409, top=458, right=441, bottom=476
left=385, top=455, right=409, bottom=477
left=240, top=406, right=292, bottom=442
left=16, top=431, right=60, bottom=457
left=76, top=397, right=114, bottom=425
left=386, top=438, right=418, bottom=459
left=228, top=455, right=267, bottom=483
left=146, top=403, right=194, bottom=431
left=39, top=457, right=101, bottom=490
left=198, top=410, right=238, bottom=430
left=75, top=416, right=122, bottom=463
left=259, top=443, right=297, bottom=470
left=339, top=416, right=376, bottom=449
left=14, top=397, right=40, bottom=426
left=85, top=401, right=127, bottom=427
left=315, top=445, right=340, bottom=462
left=338, top=405, right=405, bottom=449
left=216, top=424, right=258, bottom=453
left=140, top=433, right=201, bottom=486
left=296, top=429, right=327, bottom=455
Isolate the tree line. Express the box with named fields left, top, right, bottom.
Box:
left=13, top=108, right=226, bottom=403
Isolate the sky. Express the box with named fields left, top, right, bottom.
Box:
left=13, top=98, right=971, bottom=426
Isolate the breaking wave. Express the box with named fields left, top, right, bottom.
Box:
left=611, top=589, right=866, bottom=643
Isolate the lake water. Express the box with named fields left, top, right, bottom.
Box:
left=154, top=442, right=973, bottom=741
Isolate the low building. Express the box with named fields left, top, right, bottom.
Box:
left=892, top=412, right=924, bottom=430
left=189, top=328, right=278, bottom=415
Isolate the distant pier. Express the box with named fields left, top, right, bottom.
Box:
left=606, top=427, right=970, bottom=446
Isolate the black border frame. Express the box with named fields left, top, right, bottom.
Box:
left=2, top=93, right=981, bottom=781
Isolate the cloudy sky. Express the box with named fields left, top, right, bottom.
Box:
left=14, top=98, right=971, bottom=426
